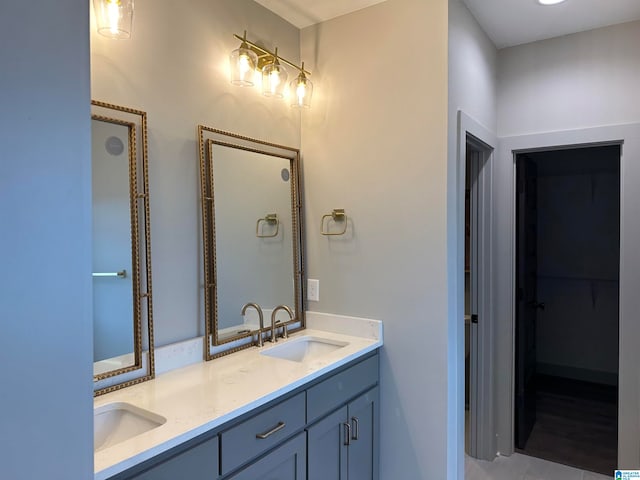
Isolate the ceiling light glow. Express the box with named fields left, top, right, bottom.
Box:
left=537, top=0, right=567, bottom=5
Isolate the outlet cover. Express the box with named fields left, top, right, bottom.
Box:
left=307, top=279, right=319, bottom=302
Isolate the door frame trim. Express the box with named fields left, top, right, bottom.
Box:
left=456, top=111, right=497, bottom=463
left=494, top=124, right=638, bottom=467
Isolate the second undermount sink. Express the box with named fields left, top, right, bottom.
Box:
left=94, top=402, right=166, bottom=452
left=261, top=335, right=348, bottom=363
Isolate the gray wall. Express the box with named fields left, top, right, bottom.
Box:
left=448, top=0, right=497, bottom=472
left=494, top=21, right=640, bottom=465
left=301, top=0, right=449, bottom=477
left=91, top=0, right=302, bottom=346
left=0, top=1, right=94, bottom=478
left=497, top=20, right=640, bottom=137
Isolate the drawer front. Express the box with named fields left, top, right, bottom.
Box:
left=221, top=392, right=306, bottom=475
left=131, top=436, right=219, bottom=480
left=307, top=355, right=378, bottom=423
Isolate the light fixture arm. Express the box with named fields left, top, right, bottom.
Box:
left=233, top=33, right=311, bottom=76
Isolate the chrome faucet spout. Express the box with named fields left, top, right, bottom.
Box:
left=241, top=302, right=264, bottom=347
left=270, top=305, right=294, bottom=343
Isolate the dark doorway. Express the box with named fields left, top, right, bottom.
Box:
left=514, top=145, right=620, bottom=475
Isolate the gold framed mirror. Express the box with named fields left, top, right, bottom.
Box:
left=198, top=127, right=305, bottom=360
left=92, top=100, right=155, bottom=395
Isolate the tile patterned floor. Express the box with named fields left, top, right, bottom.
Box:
left=465, top=453, right=612, bottom=480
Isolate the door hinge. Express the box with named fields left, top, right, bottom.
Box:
left=471, top=314, right=479, bottom=324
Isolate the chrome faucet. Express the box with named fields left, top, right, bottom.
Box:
left=270, top=305, right=294, bottom=343
left=241, top=302, right=264, bottom=347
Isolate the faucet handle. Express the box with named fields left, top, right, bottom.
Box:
left=275, top=319, right=289, bottom=339
left=254, top=327, right=264, bottom=347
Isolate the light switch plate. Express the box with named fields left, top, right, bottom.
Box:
left=307, top=279, right=319, bottom=302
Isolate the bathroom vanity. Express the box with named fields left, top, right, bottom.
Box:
left=95, top=315, right=382, bottom=480
left=92, top=122, right=382, bottom=479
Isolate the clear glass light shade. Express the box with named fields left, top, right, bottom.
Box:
left=229, top=45, right=258, bottom=87
left=290, top=73, right=313, bottom=108
left=93, top=0, right=134, bottom=40
left=262, top=61, right=288, bottom=98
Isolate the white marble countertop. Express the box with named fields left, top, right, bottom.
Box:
left=94, top=312, right=382, bottom=479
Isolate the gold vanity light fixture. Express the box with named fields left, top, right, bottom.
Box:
left=230, top=31, right=313, bottom=108
left=93, top=0, right=134, bottom=39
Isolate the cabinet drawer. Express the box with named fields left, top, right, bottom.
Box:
left=220, top=392, right=306, bottom=475
left=130, top=436, right=219, bottom=480
left=307, top=355, right=378, bottom=423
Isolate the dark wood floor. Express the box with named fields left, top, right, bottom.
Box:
left=517, top=374, right=617, bottom=475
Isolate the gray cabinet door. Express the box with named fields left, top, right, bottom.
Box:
left=130, top=436, right=219, bottom=480
left=227, top=432, right=306, bottom=480
left=308, top=386, right=379, bottom=480
left=347, top=387, right=379, bottom=480
left=307, top=406, right=348, bottom=480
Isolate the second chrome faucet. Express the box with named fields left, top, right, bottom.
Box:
left=270, top=305, right=294, bottom=343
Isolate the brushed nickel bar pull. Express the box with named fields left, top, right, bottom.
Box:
left=92, top=270, right=127, bottom=278
left=343, top=422, right=352, bottom=446
left=351, top=416, right=359, bottom=440
left=321, top=209, right=347, bottom=236
left=256, top=421, right=286, bottom=439
left=256, top=213, right=279, bottom=238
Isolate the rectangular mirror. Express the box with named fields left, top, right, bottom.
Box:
left=198, top=127, right=305, bottom=360
left=92, top=100, right=155, bottom=395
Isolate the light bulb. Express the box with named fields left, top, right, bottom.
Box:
left=107, top=0, right=121, bottom=35
left=290, top=70, right=312, bottom=108
left=269, top=70, right=281, bottom=95
left=295, top=80, right=306, bottom=107
left=262, top=59, right=287, bottom=98
left=238, top=52, right=252, bottom=76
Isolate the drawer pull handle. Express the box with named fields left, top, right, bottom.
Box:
left=256, top=421, right=286, bottom=439
left=343, top=422, right=351, bottom=446
left=351, top=416, right=359, bottom=441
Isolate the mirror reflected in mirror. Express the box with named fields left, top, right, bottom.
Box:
left=198, top=127, right=305, bottom=360
left=92, top=100, right=155, bottom=395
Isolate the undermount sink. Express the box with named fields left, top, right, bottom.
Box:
left=260, top=335, right=348, bottom=363
left=94, top=402, right=166, bottom=452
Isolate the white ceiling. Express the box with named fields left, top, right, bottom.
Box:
left=462, top=0, right=640, bottom=49
left=254, top=0, right=387, bottom=29
left=256, top=0, right=640, bottom=49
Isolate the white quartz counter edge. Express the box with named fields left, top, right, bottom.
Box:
left=94, top=328, right=382, bottom=479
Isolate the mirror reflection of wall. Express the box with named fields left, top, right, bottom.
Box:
left=213, top=146, right=294, bottom=337
left=92, top=119, right=134, bottom=364
left=91, top=101, right=155, bottom=396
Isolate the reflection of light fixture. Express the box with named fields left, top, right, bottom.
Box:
left=537, top=0, right=567, bottom=5
left=262, top=48, right=288, bottom=98
left=93, top=0, right=134, bottom=39
left=290, top=62, right=313, bottom=109
left=229, top=31, right=258, bottom=87
left=229, top=32, right=313, bottom=108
